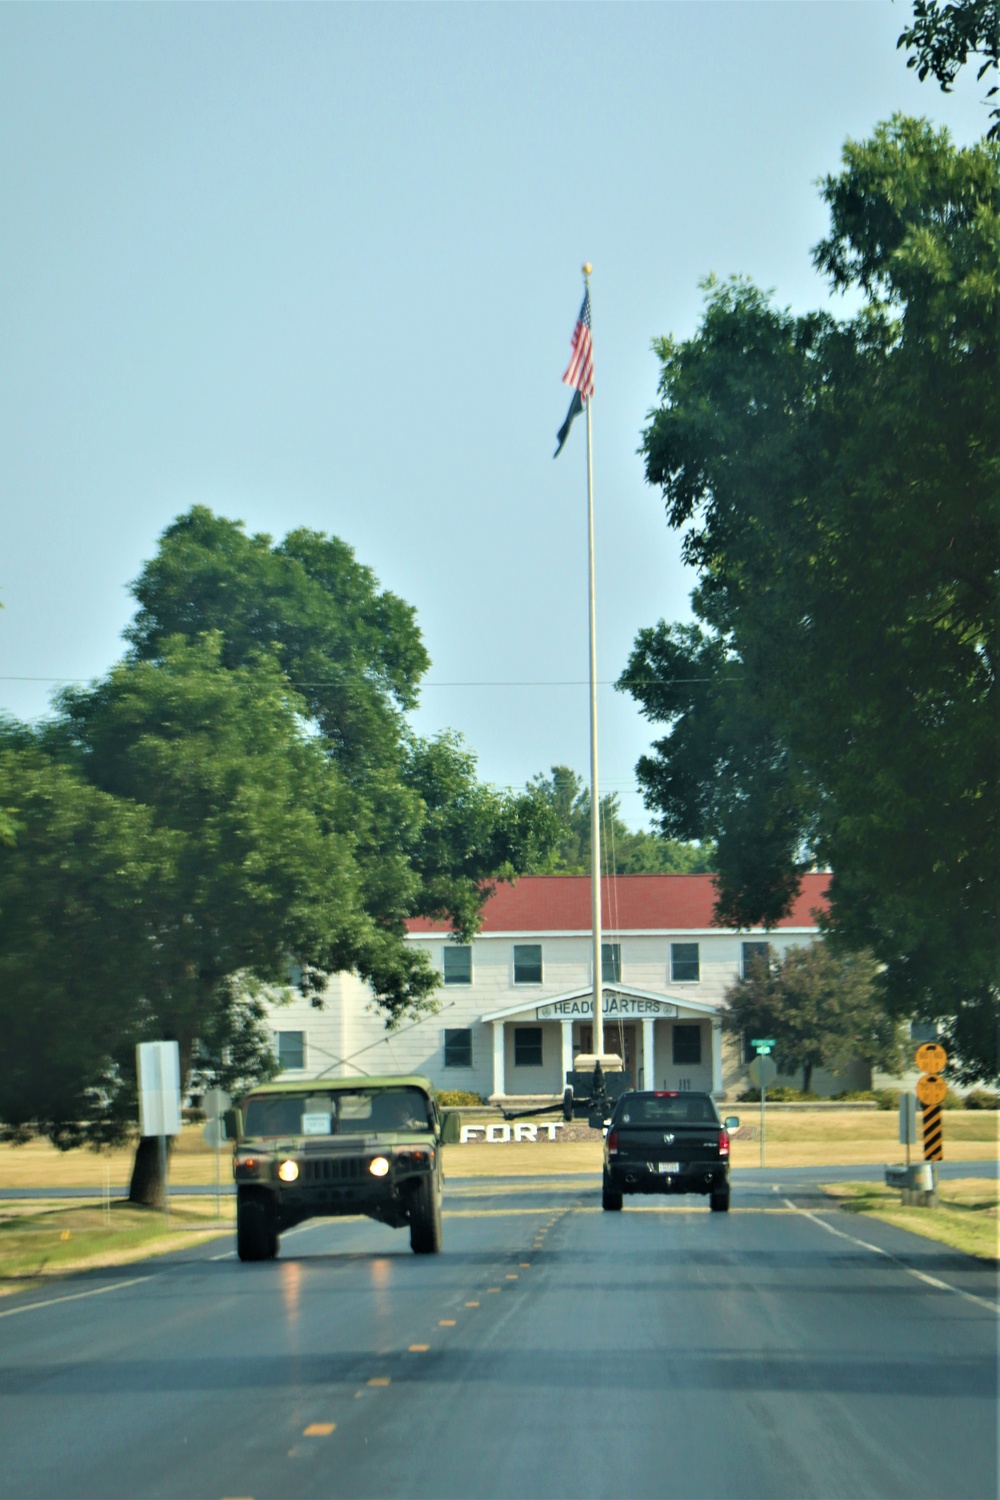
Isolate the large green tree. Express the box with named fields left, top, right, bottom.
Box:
left=524, top=765, right=715, bottom=875
left=723, top=942, right=904, bottom=1094
left=0, top=512, right=554, bottom=1195
left=619, top=119, right=999, bottom=1081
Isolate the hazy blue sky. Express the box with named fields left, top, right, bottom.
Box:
left=0, top=3, right=988, bottom=826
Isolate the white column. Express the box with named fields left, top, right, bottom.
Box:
left=492, top=1021, right=506, bottom=1100
left=642, top=1017, right=655, bottom=1093
left=711, top=1021, right=724, bottom=1098
left=561, top=1020, right=574, bottom=1087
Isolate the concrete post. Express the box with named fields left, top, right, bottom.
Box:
left=642, top=1017, right=655, bottom=1093
left=492, top=1021, right=506, bottom=1100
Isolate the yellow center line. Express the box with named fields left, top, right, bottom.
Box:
left=439, top=1319, right=456, bottom=1326
left=303, top=1424, right=335, bottom=1437
left=408, top=1344, right=429, bottom=1352
left=465, top=1300, right=479, bottom=1307
left=367, top=1376, right=391, bottom=1386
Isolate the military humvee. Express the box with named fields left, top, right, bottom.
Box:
left=229, top=1076, right=461, bottom=1260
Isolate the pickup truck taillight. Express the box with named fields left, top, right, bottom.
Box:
left=718, top=1129, right=730, bottom=1156
left=607, top=1130, right=619, bottom=1156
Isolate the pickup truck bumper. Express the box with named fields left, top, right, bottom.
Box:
left=606, top=1160, right=729, bottom=1195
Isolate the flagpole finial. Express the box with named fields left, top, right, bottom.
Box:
left=582, top=262, right=592, bottom=277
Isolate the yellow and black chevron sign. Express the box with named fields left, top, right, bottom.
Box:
left=923, top=1103, right=943, bottom=1161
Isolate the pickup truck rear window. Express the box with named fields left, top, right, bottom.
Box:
left=616, top=1095, right=718, bottom=1125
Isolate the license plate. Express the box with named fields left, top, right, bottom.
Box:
left=658, top=1161, right=679, bottom=1173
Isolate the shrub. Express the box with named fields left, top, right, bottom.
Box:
left=831, top=1090, right=879, bottom=1103
left=963, top=1089, right=1000, bottom=1110
left=434, top=1089, right=484, bottom=1107
left=736, top=1087, right=819, bottom=1103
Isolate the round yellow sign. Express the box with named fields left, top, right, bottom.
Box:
left=915, top=1042, right=947, bottom=1074
left=916, top=1074, right=947, bottom=1106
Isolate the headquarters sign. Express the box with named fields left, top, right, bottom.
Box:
left=535, top=995, right=678, bottom=1020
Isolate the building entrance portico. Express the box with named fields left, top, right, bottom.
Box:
left=480, top=986, right=724, bottom=1101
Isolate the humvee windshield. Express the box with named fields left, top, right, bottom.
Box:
left=243, top=1087, right=431, bottom=1138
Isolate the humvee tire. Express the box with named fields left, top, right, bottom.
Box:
left=409, top=1175, right=443, bottom=1254
left=237, top=1189, right=278, bottom=1261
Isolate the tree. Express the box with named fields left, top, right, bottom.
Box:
left=125, top=508, right=553, bottom=941
left=723, top=943, right=904, bottom=1094
left=620, top=119, right=999, bottom=1080
left=0, top=728, right=168, bottom=1147
left=899, top=0, right=1000, bottom=140
left=524, top=765, right=715, bottom=875
left=0, top=512, right=555, bottom=1197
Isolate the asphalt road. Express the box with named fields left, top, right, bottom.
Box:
left=0, top=1174, right=996, bottom=1500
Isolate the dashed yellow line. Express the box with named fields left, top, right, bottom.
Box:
left=408, top=1343, right=430, bottom=1352
left=367, top=1376, right=391, bottom=1386
left=303, top=1424, right=335, bottom=1437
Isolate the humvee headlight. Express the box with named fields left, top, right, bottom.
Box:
left=369, top=1156, right=390, bottom=1177
left=278, top=1159, right=299, bottom=1183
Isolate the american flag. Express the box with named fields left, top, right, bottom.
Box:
left=562, top=288, right=595, bottom=399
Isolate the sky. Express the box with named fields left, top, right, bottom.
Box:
left=0, top=2, right=989, bottom=829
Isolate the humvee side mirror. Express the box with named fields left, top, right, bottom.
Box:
left=439, top=1109, right=462, bottom=1145
left=724, top=1115, right=740, bottom=1130
left=222, top=1109, right=238, bottom=1141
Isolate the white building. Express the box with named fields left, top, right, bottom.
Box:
left=263, top=873, right=846, bottom=1101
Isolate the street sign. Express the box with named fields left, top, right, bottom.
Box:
left=751, top=1039, right=775, bottom=1053
left=916, top=1074, right=947, bottom=1107
left=201, top=1087, right=232, bottom=1119
left=136, top=1041, right=182, bottom=1137
left=899, top=1092, right=918, bottom=1146
left=915, top=1042, right=947, bottom=1074
left=748, top=1055, right=777, bottom=1090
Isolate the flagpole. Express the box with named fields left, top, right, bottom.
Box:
left=583, top=262, right=602, bottom=1061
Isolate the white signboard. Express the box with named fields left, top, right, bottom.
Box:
left=136, top=1041, right=182, bottom=1137
left=536, top=995, right=678, bottom=1020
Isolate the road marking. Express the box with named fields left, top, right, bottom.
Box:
left=408, top=1344, right=429, bottom=1352
left=367, top=1376, right=391, bottom=1386
left=0, top=1274, right=156, bottom=1320
left=445, top=1208, right=555, bottom=1218
left=519, top=1262, right=531, bottom=1267
left=439, top=1319, right=456, bottom=1325
left=465, top=1300, right=479, bottom=1307
left=486, top=1287, right=500, bottom=1293
left=303, top=1424, right=335, bottom=1436
left=784, top=1200, right=1000, bottom=1314
left=505, top=1273, right=518, bottom=1280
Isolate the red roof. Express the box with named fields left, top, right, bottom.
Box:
left=406, top=873, right=829, bottom=935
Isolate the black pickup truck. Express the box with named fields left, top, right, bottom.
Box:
left=602, top=1090, right=739, bottom=1213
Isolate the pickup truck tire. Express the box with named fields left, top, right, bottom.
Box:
left=237, top=1189, right=278, bottom=1261
left=709, top=1188, right=730, bottom=1213
left=602, top=1180, right=623, bottom=1212
left=409, top=1175, right=443, bottom=1254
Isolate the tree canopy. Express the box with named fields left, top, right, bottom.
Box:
left=0, top=511, right=555, bottom=1184
left=722, top=942, right=904, bottom=1094
left=899, top=0, right=1000, bottom=139
left=523, top=765, right=715, bottom=875
left=619, top=119, right=999, bottom=1081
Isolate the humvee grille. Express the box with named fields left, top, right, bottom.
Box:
left=301, top=1157, right=365, bottom=1184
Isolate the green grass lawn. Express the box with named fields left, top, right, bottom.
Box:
left=0, top=1198, right=233, bottom=1298
left=821, top=1177, right=999, bottom=1262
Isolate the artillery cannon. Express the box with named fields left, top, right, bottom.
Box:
left=501, top=1053, right=632, bottom=1130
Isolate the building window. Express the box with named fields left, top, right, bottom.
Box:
left=444, top=1028, right=473, bottom=1068
left=601, top=943, right=621, bottom=982
left=741, top=941, right=770, bottom=978
left=671, top=943, right=700, bottom=983
left=514, top=1027, right=543, bottom=1067
left=275, top=1031, right=305, bottom=1071
left=513, top=944, right=543, bottom=985
left=672, top=1025, right=702, bottom=1066
left=443, top=945, right=472, bottom=985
